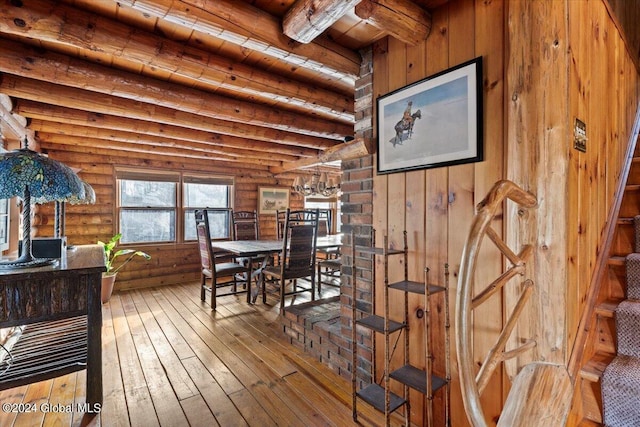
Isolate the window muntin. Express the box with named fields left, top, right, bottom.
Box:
left=116, top=169, right=233, bottom=244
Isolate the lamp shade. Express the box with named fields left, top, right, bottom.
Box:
left=0, top=148, right=85, bottom=202
left=0, top=145, right=85, bottom=268
left=67, top=181, right=96, bottom=205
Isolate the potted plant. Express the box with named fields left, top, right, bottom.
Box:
left=98, top=233, right=151, bottom=303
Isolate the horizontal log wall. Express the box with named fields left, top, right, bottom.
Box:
left=34, top=144, right=306, bottom=292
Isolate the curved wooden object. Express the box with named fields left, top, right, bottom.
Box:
left=456, top=180, right=538, bottom=426
left=456, top=180, right=574, bottom=426
left=497, top=362, right=572, bottom=427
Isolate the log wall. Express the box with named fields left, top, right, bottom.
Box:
left=35, top=143, right=306, bottom=291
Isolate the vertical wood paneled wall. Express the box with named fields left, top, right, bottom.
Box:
left=565, top=0, right=640, bottom=358
left=372, top=0, right=639, bottom=425
left=35, top=143, right=305, bottom=291
left=506, top=0, right=640, bottom=371
left=371, top=0, right=505, bottom=425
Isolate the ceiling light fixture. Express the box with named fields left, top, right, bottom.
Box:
left=292, top=172, right=341, bottom=197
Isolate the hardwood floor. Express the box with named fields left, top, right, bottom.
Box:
left=0, top=282, right=394, bottom=427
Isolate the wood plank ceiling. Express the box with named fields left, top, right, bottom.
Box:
left=0, top=0, right=441, bottom=174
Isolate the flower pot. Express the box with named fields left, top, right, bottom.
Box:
left=101, top=273, right=117, bottom=304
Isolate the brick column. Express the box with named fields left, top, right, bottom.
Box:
left=278, top=47, right=376, bottom=385
left=337, top=46, right=375, bottom=384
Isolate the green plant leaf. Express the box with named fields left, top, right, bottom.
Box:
left=98, top=234, right=150, bottom=275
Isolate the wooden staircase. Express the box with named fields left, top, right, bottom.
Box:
left=573, top=141, right=640, bottom=425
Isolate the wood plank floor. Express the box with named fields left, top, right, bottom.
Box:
left=0, top=282, right=398, bottom=427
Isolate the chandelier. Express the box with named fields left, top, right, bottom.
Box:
left=292, top=172, right=341, bottom=197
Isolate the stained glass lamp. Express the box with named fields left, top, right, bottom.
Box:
left=0, top=139, right=84, bottom=268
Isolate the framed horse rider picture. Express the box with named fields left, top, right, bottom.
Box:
left=376, top=57, right=483, bottom=174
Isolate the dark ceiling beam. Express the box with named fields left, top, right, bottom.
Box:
left=283, top=0, right=363, bottom=44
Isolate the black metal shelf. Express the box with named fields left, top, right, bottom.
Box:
left=389, top=280, right=446, bottom=295
left=356, top=383, right=406, bottom=414
left=355, top=246, right=404, bottom=256
left=356, top=314, right=406, bottom=334
left=389, top=364, right=447, bottom=395
left=352, top=231, right=450, bottom=426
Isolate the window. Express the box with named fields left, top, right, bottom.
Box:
left=183, top=176, right=233, bottom=241
left=305, top=196, right=341, bottom=233
left=0, top=198, right=8, bottom=252
left=116, top=169, right=233, bottom=244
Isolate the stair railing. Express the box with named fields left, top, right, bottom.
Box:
left=568, top=105, right=640, bottom=379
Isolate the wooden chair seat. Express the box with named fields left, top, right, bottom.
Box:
left=209, top=261, right=250, bottom=277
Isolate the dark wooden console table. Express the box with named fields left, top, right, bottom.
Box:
left=0, top=244, right=105, bottom=407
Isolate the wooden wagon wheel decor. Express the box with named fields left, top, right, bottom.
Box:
left=456, top=180, right=537, bottom=426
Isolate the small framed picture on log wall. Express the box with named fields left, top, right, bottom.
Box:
left=376, top=57, right=484, bottom=174
left=258, top=187, right=290, bottom=214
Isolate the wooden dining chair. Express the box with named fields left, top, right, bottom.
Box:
left=315, top=208, right=340, bottom=260
left=232, top=210, right=259, bottom=240
left=195, top=209, right=250, bottom=310
left=276, top=209, right=288, bottom=240
left=261, top=208, right=319, bottom=312
left=316, top=209, right=331, bottom=237
left=232, top=209, right=269, bottom=275
left=317, top=256, right=341, bottom=293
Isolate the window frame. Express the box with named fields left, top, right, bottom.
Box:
left=0, top=147, right=8, bottom=252
left=115, top=168, right=234, bottom=245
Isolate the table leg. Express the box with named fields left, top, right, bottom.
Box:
left=86, top=274, right=103, bottom=408
left=249, top=255, right=270, bottom=304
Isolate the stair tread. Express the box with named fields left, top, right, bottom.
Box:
left=595, top=299, right=621, bottom=318
left=609, top=256, right=626, bottom=266
left=580, top=352, right=615, bottom=382
left=618, top=217, right=636, bottom=224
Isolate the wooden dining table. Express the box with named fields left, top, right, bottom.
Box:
left=212, top=234, right=342, bottom=303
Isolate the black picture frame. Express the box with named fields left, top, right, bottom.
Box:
left=376, top=57, right=483, bottom=174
